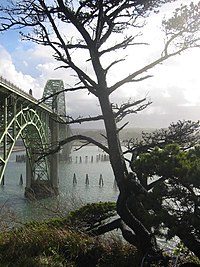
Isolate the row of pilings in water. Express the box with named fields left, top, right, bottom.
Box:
left=73, top=173, right=104, bottom=186
left=68, top=153, right=110, bottom=164
left=16, top=154, right=26, bottom=162
left=15, top=152, right=117, bottom=188
left=16, top=153, right=110, bottom=164
left=1, top=172, right=118, bottom=189
left=72, top=173, right=118, bottom=189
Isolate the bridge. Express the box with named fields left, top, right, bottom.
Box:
left=0, top=76, right=70, bottom=199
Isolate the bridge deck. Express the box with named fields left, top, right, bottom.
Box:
left=0, top=76, right=53, bottom=114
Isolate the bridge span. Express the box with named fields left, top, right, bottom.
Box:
left=0, top=76, right=70, bottom=199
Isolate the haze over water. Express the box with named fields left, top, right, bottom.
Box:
left=1, top=146, right=118, bottom=223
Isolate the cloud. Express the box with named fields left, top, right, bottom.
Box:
left=0, top=43, right=101, bottom=123
left=0, top=45, right=42, bottom=97
left=0, top=0, right=199, bottom=129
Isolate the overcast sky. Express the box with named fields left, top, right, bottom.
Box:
left=0, top=0, right=200, bottom=129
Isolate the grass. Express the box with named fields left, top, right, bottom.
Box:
left=0, top=206, right=138, bottom=267
left=1, top=201, right=200, bottom=266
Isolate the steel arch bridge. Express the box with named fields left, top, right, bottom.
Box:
left=0, top=76, right=70, bottom=198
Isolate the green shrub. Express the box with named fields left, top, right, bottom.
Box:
left=68, top=202, right=116, bottom=230
left=0, top=202, right=138, bottom=267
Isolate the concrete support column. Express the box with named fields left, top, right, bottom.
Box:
left=13, top=96, right=17, bottom=139
left=50, top=116, right=59, bottom=188
left=3, top=97, right=7, bottom=163
left=59, top=123, right=71, bottom=160
left=26, top=156, right=32, bottom=188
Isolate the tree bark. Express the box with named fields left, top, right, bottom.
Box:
left=96, top=85, right=158, bottom=260
left=176, top=226, right=200, bottom=259
left=98, top=91, right=128, bottom=185
left=117, top=184, right=154, bottom=255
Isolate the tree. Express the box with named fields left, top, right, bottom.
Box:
left=126, top=120, right=200, bottom=176
left=125, top=121, right=200, bottom=258
left=0, top=0, right=200, bottom=262
left=133, top=144, right=200, bottom=258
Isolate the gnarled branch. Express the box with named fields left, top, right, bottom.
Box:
left=36, top=134, right=109, bottom=161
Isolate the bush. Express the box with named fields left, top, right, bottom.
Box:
left=67, top=201, right=116, bottom=231
left=0, top=202, right=137, bottom=267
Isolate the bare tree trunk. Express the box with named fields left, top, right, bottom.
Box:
left=98, top=90, right=157, bottom=259
left=98, top=91, right=127, bottom=185
left=90, top=46, right=157, bottom=258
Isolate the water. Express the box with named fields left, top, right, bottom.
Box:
left=1, top=146, right=177, bottom=252
left=1, top=146, right=118, bottom=223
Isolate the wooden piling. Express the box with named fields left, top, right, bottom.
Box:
left=99, top=174, right=104, bottom=187
left=73, top=173, right=77, bottom=184
left=85, top=174, right=89, bottom=185
left=19, top=174, right=23, bottom=185
left=16, top=154, right=26, bottom=162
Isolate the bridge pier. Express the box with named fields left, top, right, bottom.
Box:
left=24, top=115, right=60, bottom=200
left=26, top=156, right=32, bottom=189
left=49, top=115, right=59, bottom=192
left=59, top=124, right=72, bottom=161
left=24, top=109, right=66, bottom=199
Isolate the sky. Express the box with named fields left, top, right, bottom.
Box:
left=0, top=0, right=200, bottom=129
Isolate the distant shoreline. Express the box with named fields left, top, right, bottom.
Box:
left=12, top=147, right=26, bottom=152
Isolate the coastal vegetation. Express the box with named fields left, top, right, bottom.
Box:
left=0, top=203, right=137, bottom=267
left=0, top=202, right=199, bottom=267
left=127, top=120, right=200, bottom=259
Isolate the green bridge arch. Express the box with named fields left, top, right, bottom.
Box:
left=0, top=106, right=50, bottom=187
left=0, top=77, right=69, bottom=198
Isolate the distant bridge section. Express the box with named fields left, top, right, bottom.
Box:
left=0, top=76, right=70, bottom=199
left=43, top=79, right=71, bottom=160
left=43, top=80, right=66, bottom=117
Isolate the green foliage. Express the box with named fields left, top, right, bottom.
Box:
left=174, top=243, right=200, bottom=265
left=0, top=202, right=137, bottom=267
left=97, top=235, right=137, bottom=267
left=133, top=142, right=200, bottom=256
left=68, top=202, right=116, bottom=230
left=135, top=143, right=200, bottom=189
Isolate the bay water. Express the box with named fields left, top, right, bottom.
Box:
left=1, top=146, right=118, bottom=223
left=1, top=145, right=176, bottom=252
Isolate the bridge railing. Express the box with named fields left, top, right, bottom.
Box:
left=0, top=75, right=35, bottom=99
left=0, top=76, right=53, bottom=113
